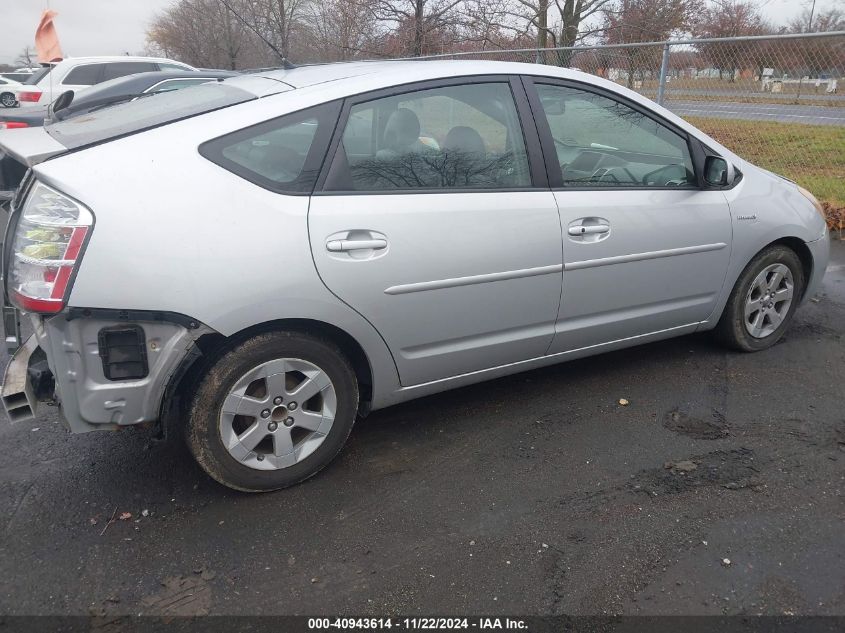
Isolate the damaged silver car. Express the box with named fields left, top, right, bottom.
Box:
left=0, top=60, right=829, bottom=491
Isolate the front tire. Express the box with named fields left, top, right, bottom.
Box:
left=186, top=330, right=358, bottom=492
left=715, top=245, right=805, bottom=352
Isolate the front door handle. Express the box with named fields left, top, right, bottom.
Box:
left=567, top=217, right=611, bottom=243
left=326, top=238, right=388, bottom=252
left=567, top=224, right=610, bottom=236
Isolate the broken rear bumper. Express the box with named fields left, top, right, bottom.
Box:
left=8, top=312, right=210, bottom=433
left=1, top=333, right=39, bottom=423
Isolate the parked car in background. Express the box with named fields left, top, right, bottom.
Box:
left=15, top=56, right=196, bottom=107
left=0, top=70, right=238, bottom=130
left=0, top=60, right=829, bottom=492
left=0, top=77, right=24, bottom=108
left=1, top=73, right=36, bottom=84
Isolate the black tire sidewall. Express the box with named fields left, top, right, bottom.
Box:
left=721, top=246, right=805, bottom=352
left=186, top=331, right=358, bottom=492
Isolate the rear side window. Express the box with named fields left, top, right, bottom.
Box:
left=200, top=102, right=341, bottom=194
left=102, top=62, right=158, bottom=81
left=325, top=82, right=531, bottom=192
left=63, top=64, right=105, bottom=86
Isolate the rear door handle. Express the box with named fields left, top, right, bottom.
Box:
left=568, top=224, right=610, bottom=236
left=326, top=238, right=388, bottom=252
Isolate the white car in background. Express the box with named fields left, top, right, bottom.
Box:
left=15, top=56, right=196, bottom=107
left=0, top=77, right=24, bottom=108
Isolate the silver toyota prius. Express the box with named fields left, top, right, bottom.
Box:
left=0, top=60, right=829, bottom=491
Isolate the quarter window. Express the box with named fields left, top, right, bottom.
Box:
left=200, top=102, right=340, bottom=194
left=326, top=82, right=531, bottom=191
left=535, top=84, right=695, bottom=188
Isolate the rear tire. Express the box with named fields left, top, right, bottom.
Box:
left=715, top=245, right=805, bottom=352
left=185, top=330, right=358, bottom=492
left=0, top=92, right=17, bottom=108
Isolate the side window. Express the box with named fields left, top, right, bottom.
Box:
left=200, top=102, right=340, bottom=194
left=63, top=64, right=105, bottom=86
left=102, top=62, right=157, bottom=82
left=326, top=82, right=531, bottom=191
left=535, top=84, right=695, bottom=188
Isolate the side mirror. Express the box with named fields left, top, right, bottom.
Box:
left=48, top=90, right=74, bottom=119
left=704, top=155, right=735, bottom=187
left=540, top=96, right=566, bottom=116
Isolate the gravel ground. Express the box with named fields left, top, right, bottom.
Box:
left=0, top=240, right=843, bottom=617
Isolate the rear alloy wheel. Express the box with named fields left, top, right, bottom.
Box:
left=715, top=245, right=805, bottom=352
left=0, top=92, right=17, bottom=108
left=186, top=331, right=358, bottom=492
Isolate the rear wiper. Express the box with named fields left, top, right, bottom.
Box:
left=50, top=92, right=157, bottom=122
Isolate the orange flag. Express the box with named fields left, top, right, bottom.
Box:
left=35, top=10, right=64, bottom=63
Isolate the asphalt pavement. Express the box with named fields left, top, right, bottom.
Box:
left=1, top=240, right=844, bottom=616
left=666, top=100, right=845, bottom=126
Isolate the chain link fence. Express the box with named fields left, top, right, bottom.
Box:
left=419, top=32, right=845, bottom=227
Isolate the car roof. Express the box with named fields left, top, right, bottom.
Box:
left=252, top=59, right=576, bottom=90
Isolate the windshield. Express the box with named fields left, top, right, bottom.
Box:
left=44, top=82, right=255, bottom=149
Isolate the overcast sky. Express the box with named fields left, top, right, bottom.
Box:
left=0, top=0, right=822, bottom=66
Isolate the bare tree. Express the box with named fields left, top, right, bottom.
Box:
left=785, top=4, right=845, bottom=79
left=15, top=45, right=36, bottom=68
left=499, top=0, right=613, bottom=63
left=788, top=2, right=845, bottom=33
left=304, top=0, right=381, bottom=60
left=148, top=0, right=270, bottom=69
left=215, top=0, right=308, bottom=61
left=693, top=0, right=773, bottom=80
left=460, top=0, right=535, bottom=50
left=602, top=0, right=701, bottom=86
left=363, top=0, right=464, bottom=57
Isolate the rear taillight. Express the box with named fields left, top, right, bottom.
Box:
left=0, top=122, right=29, bottom=129
left=7, top=182, right=93, bottom=314
left=18, top=91, right=42, bottom=103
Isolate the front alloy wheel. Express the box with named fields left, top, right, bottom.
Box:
left=743, top=263, right=794, bottom=339
left=186, top=331, right=358, bottom=492
left=716, top=245, right=805, bottom=352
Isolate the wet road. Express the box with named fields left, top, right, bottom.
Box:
left=1, top=240, right=843, bottom=617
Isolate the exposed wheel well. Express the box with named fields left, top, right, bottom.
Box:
left=160, top=319, right=374, bottom=437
